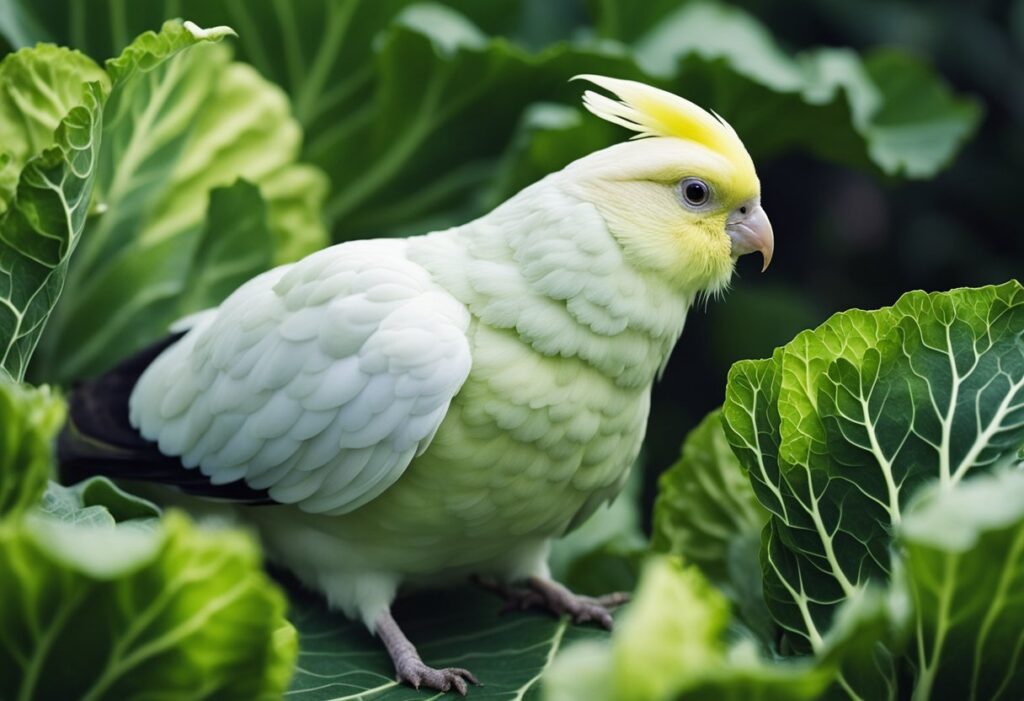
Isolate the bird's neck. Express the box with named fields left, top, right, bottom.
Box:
left=406, top=182, right=693, bottom=388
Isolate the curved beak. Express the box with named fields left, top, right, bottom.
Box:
left=726, top=204, right=774, bottom=272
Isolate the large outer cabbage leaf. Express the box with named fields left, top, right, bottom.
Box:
left=898, top=470, right=1024, bottom=701
left=722, top=281, right=1024, bottom=659
left=30, top=21, right=326, bottom=383
left=0, top=44, right=107, bottom=212
left=285, top=582, right=609, bottom=700
left=0, top=493, right=296, bottom=701
left=0, top=46, right=104, bottom=380
left=0, top=380, right=63, bottom=517
left=0, top=20, right=264, bottom=382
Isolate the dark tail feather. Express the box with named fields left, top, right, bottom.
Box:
left=59, top=333, right=273, bottom=503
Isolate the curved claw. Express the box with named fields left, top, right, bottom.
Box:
left=398, top=663, right=479, bottom=696
left=474, top=574, right=628, bottom=630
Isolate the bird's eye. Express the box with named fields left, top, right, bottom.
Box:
left=679, top=178, right=710, bottom=207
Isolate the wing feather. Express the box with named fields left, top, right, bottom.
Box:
left=130, top=240, right=472, bottom=514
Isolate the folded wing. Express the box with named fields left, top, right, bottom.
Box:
left=129, top=240, right=472, bottom=515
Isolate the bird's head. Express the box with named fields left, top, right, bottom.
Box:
left=563, top=75, right=773, bottom=296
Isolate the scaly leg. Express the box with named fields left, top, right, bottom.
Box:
left=476, top=576, right=629, bottom=629
left=376, top=608, right=480, bottom=695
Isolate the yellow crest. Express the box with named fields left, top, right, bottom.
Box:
left=575, top=75, right=750, bottom=169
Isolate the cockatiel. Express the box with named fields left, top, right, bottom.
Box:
left=61, top=75, right=773, bottom=695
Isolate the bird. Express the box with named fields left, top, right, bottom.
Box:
left=59, top=75, right=773, bottom=695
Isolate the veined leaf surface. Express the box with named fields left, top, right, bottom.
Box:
left=0, top=46, right=104, bottom=379
left=31, top=21, right=325, bottom=383
left=722, top=281, right=1024, bottom=660
left=286, top=584, right=607, bottom=700
left=898, top=469, right=1024, bottom=701
left=0, top=483, right=296, bottom=701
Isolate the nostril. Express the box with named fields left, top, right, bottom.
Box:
left=740, top=206, right=747, bottom=214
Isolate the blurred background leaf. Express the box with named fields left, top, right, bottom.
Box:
left=0, top=380, right=63, bottom=517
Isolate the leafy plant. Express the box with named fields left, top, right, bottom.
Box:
left=0, top=481, right=296, bottom=701
left=723, top=281, right=1024, bottom=655
left=0, top=379, right=63, bottom=516
left=543, top=555, right=897, bottom=701
left=0, top=46, right=104, bottom=380
left=1, top=1, right=980, bottom=247
left=26, top=21, right=326, bottom=382
left=0, top=21, right=298, bottom=700
left=651, top=410, right=775, bottom=643
left=636, top=282, right=1024, bottom=700
left=899, top=470, right=1024, bottom=700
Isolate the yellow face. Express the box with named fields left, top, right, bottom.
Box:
left=565, top=138, right=771, bottom=296
left=568, top=75, right=775, bottom=296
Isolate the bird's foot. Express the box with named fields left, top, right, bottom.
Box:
left=377, top=608, right=480, bottom=695
left=395, top=657, right=479, bottom=696
left=475, top=575, right=629, bottom=630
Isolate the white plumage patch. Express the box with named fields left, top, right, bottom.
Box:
left=129, top=239, right=472, bottom=515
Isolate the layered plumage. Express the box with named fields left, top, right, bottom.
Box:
left=62, top=75, right=773, bottom=693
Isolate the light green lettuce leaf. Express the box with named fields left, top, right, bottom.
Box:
left=722, top=281, right=1024, bottom=678
left=31, top=20, right=326, bottom=383
left=0, top=46, right=105, bottom=379
left=544, top=556, right=895, bottom=701
left=0, top=44, right=108, bottom=212
left=39, top=477, right=161, bottom=527
left=0, top=497, right=296, bottom=701
left=652, top=410, right=768, bottom=582
left=898, top=470, right=1024, bottom=701
left=44, top=179, right=273, bottom=379
left=0, top=380, right=64, bottom=517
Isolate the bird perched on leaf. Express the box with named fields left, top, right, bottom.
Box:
left=61, top=75, right=773, bottom=695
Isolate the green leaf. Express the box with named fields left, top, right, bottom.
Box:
left=629, top=1, right=981, bottom=178
left=286, top=583, right=607, bottom=700
left=0, top=380, right=64, bottom=517
left=544, top=556, right=893, bottom=701
left=0, top=45, right=105, bottom=380
left=898, top=470, right=1024, bottom=700
left=482, top=102, right=619, bottom=210
left=0, top=44, right=108, bottom=212
left=722, top=281, right=1024, bottom=659
left=652, top=410, right=768, bottom=582
left=651, top=409, right=774, bottom=644
left=30, top=20, right=325, bottom=383
left=39, top=477, right=160, bottom=527
left=314, top=3, right=638, bottom=240
left=0, top=509, right=296, bottom=700
left=43, top=179, right=273, bottom=380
